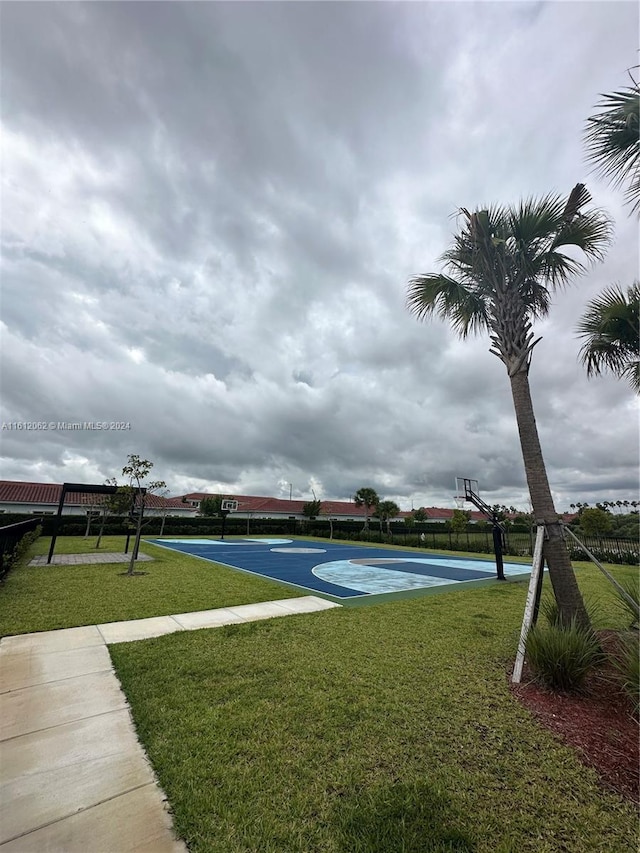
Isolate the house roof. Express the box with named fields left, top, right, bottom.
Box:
left=421, top=506, right=486, bottom=522
left=0, top=481, right=196, bottom=511
left=0, top=482, right=541, bottom=521
left=181, top=493, right=377, bottom=517
left=180, top=494, right=487, bottom=520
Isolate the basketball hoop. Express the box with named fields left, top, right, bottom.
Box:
left=219, top=499, right=238, bottom=541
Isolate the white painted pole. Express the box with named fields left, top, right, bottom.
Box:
left=512, top=525, right=546, bottom=684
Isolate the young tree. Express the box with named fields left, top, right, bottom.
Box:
left=83, top=505, right=101, bottom=539
left=407, top=185, right=611, bottom=626
left=95, top=481, right=131, bottom=549
left=122, top=455, right=166, bottom=577
left=200, top=496, right=224, bottom=516
left=157, top=488, right=171, bottom=536
left=302, top=499, right=322, bottom=520
left=413, top=507, right=428, bottom=522
left=580, top=507, right=614, bottom=537
left=449, top=509, right=470, bottom=543
left=577, top=282, right=639, bottom=393
left=319, top=503, right=335, bottom=540
left=354, top=488, right=379, bottom=531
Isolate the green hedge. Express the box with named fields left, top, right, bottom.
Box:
left=1, top=513, right=636, bottom=564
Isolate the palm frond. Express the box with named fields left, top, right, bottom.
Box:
left=550, top=207, right=613, bottom=263
left=562, top=183, right=591, bottom=221
left=622, top=360, right=640, bottom=393
left=509, top=194, right=566, bottom=245
left=577, top=282, right=640, bottom=392
left=584, top=82, right=640, bottom=213
left=406, top=273, right=488, bottom=337
left=537, top=250, right=586, bottom=290
left=407, top=187, right=611, bottom=369
left=518, top=277, right=552, bottom=320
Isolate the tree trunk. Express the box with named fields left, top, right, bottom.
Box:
left=128, top=502, right=144, bottom=576
left=96, top=509, right=107, bottom=549
left=509, top=371, right=590, bottom=627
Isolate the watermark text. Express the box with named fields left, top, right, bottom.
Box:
left=2, top=421, right=132, bottom=431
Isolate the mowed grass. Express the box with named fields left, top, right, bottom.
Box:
left=0, top=535, right=302, bottom=637
left=110, top=561, right=639, bottom=853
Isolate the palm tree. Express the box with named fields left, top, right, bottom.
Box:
left=354, top=487, right=379, bottom=531
left=375, top=500, right=401, bottom=536
left=576, top=282, right=639, bottom=393
left=584, top=72, right=639, bottom=213
left=407, top=184, right=611, bottom=626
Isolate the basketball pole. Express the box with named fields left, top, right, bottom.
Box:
left=455, top=477, right=506, bottom=581
left=220, top=510, right=229, bottom=540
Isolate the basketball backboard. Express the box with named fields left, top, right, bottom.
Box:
left=454, top=477, right=479, bottom=505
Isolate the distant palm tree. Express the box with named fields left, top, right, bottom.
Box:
left=584, top=72, right=639, bottom=213
left=354, top=487, right=379, bottom=531
left=577, top=282, right=639, bottom=393
left=407, top=185, right=611, bottom=626
left=375, top=500, right=401, bottom=536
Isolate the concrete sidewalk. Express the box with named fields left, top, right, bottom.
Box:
left=0, top=595, right=340, bottom=851
left=29, top=553, right=153, bottom=566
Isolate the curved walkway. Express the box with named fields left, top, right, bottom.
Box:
left=0, top=595, right=339, bottom=851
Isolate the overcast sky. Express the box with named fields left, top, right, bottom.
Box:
left=1, top=1, right=638, bottom=511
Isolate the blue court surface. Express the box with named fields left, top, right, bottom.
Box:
left=148, top=537, right=532, bottom=601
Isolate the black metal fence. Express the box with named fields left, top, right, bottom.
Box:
left=0, top=513, right=636, bottom=565
left=0, top=518, right=43, bottom=580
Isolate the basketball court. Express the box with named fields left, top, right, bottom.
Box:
left=147, top=537, right=532, bottom=603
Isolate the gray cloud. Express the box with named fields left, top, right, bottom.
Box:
left=1, top=1, right=638, bottom=511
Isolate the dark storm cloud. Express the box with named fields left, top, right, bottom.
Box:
left=1, top=1, right=638, bottom=509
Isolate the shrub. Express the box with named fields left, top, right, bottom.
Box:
left=0, top=524, right=42, bottom=580
left=525, top=619, right=604, bottom=692
left=612, top=574, right=640, bottom=628
left=539, top=595, right=603, bottom=630
left=613, top=632, right=640, bottom=716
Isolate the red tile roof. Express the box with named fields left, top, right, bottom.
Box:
left=181, top=492, right=371, bottom=517
left=0, top=481, right=196, bottom=511
left=180, top=494, right=486, bottom=520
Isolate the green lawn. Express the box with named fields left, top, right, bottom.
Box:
left=0, top=535, right=302, bottom=637
left=109, top=561, right=636, bottom=853
left=2, top=536, right=637, bottom=849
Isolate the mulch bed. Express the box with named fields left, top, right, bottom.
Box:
left=511, top=631, right=639, bottom=805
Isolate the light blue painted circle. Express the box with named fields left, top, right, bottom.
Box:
left=270, top=547, right=327, bottom=554
left=312, top=560, right=452, bottom=593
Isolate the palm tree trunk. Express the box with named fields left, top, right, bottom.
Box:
left=509, top=371, right=590, bottom=627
